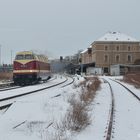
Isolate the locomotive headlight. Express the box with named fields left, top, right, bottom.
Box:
left=21, top=64, right=27, bottom=68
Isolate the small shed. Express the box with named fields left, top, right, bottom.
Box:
left=110, top=65, right=120, bottom=76
left=86, top=67, right=103, bottom=75
left=110, top=64, right=140, bottom=76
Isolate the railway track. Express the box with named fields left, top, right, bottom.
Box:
left=103, top=79, right=115, bottom=140
left=0, top=86, right=22, bottom=92
left=110, top=79, right=140, bottom=101
left=0, top=76, right=68, bottom=110
left=103, top=77, right=140, bottom=140
left=0, top=81, right=14, bottom=88
left=50, top=75, right=75, bottom=98
left=0, top=76, right=57, bottom=92
left=61, top=75, right=75, bottom=88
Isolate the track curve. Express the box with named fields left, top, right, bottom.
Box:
left=0, top=76, right=68, bottom=110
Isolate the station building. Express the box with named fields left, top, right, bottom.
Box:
left=80, top=32, right=140, bottom=75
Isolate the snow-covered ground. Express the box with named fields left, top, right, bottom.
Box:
left=73, top=79, right=112, bottom=140
left=103, top=77, right=140, bottom=140
left=0, top=75, right=66, bottom=99
left=0, top=75, right=82, bottom=140
left=117, top=79, right=140, bottom=98
left=0, top=75, right=140, bottom=140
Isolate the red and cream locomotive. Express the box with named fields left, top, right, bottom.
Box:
left=13, top=51, right=51, bottom=85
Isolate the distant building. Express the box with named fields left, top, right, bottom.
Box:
left=50, top=59, right=66, bottom=73
left=81, top=32, right=140, bottom=74
left=110, top=64, right=140, bottom=76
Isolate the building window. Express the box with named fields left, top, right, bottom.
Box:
left=88, top=48, right=92, bottom=55
left=116, top=55, right=120, bottom=62
left=104, top=55, right=108, bottom=62
left=127, top=55, right=132, bottom=62
left=128, top=46, right=131, bottom=51
left=133, top=47, right=136, bottom=51
left=105, top=46, right=108, bottom=51
left=116, top=46, right=119, bottom=51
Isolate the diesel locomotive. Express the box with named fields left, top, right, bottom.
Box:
left=13, top=51, right=51, bottom=85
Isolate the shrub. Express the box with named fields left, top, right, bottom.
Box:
left=58, top=76, right=100, bottom=133
left=0, top=72, right=13, bottom=80
left=123, top=72, right=140, bottom=88
left=45, top=76, right=101, bottom=140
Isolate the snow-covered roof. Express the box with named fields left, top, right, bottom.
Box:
left=96, top=32, right=139, bottom=42
left=81, top=49, right=88, bottom=54
left=81, top=46, right=92, bottom=54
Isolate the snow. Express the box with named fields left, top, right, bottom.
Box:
left=81, top=46, right=92, bottom=54
left=103, top=77, right=140, bottom=140
left=81, top=49, right=88, bottom=54
left=0, top=76, right=66, bottom=99
left=117, top=80, right=140, bottom=98
left=0, top=75, right=140, bottom=140
left=73, top=79, right=112, bottom=140
left=0, top=75, right=83, bottom=140
left=96, top=31, right=138, bottom=42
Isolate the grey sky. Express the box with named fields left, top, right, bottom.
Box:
left=0, top=0, right=140, bottom=64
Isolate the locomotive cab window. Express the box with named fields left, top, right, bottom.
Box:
left=15, top=55, right=24, bottom=60
left=25, top=54, right=34, bottom=59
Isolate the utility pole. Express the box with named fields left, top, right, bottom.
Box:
left=0, top=45, right=1, bottom=66
left=11, top=50, right=13, bottom=65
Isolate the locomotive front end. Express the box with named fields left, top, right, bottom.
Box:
left=13, top=51, right=38, bottom=85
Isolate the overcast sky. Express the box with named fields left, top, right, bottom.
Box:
left=0, top=0, right=140, bottom=64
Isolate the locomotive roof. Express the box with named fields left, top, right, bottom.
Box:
left=16, top=51, right=34, bottom=55
left=15, top=51, right=48, bottom=62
